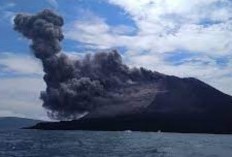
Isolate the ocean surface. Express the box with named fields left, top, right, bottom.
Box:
left=0, top=129, right=232, bottom=157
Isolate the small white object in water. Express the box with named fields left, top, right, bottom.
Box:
left=125, top=130, right=132, bottom=133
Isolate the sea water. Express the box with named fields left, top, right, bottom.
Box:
left=0, top=129, right=232, bottom=157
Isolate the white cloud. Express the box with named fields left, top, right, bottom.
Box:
left=66, top=1, right=232, bottom=55
left=0, top=52, right=43, bottom=76
left=0, top=77, right=47, bottom=119
left=107, top=0, right=232, bottom=55
left=0, top=53, right=47, bottom=119
left=0, top=110, right=26, bottom=118
left=65, top=10, right=140, bottom=50
left=111, top=25, right=136, bottom=35
left=47, top=0, right=58, bottom=9
left=65, top=14, right=128, bottom=49
left=108, top=0, right=232, bottom=23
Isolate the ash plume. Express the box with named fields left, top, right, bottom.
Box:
left=14, top=9, right=162, bottom=120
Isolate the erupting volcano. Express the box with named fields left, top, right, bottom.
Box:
left=14, top=9, right=232, bottom=133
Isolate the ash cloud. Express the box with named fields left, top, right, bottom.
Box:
left=14, top=9, right=162, bottom=120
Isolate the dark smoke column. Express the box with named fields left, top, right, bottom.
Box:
left=14, top=9, right=64, bottom=59
left=14, top=9, right=97, bottom=120
left=14, top=9, right=65, bottom=119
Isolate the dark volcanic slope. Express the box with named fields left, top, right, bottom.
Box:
left=148, top=76, right=232, bottom=117
left=30, top=75, right=232, bottom=133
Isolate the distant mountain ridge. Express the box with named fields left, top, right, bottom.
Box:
left=0, top=117, right=41, bottom=129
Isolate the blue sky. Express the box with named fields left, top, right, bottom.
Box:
left=0, top=0, right=232, bottom=119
